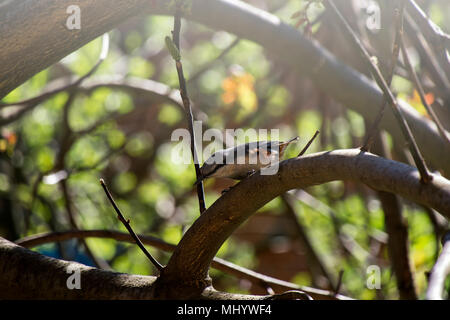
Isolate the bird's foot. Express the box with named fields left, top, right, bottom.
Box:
left=246, top=169, right=256, bottom=178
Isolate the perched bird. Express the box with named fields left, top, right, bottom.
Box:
left=194, top=136, right=299, bottom=185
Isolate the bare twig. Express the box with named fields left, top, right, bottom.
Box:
left=187, top=37, right=241, bottom=84
left=361, top=0, right=405, bottom=152
left=426, top=231, right=450, bottom=300
left=60, top=179, right=111, bottom=270
left=399, top=34, right=450, bottom=145
left=403, top=14, right=450, bottom=100
left=333, top=270, right=344, bottom=296
left=167, top=11, right=206, bottom=214
left=405, top=0, right=450, bottom=76
left=297, top=130, right=320, bottom=157
left=99, top=179, right=163, bottom=272
left=325, top=0, right=432, bottom=183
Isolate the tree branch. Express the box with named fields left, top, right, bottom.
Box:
left=15, top=229, right=350, bottom=300
left=100, top=179, right=163, bottom=272
left=167, top=12, right=206, bottom=214
left=399, top=33, right=450, bottom=145
left=325, top=0, right=432, bottom=183
left=155, top=149, right=450, bottom=297
left=405, top=0, right=450, bottom=76
left=1, top=0, right=449, bottom=176
left=361, top=0, right=406, bottom=152
left=0, top=237, right=157, bottom=299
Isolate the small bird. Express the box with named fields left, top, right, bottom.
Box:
left=194, top=136, right=299, bottom=185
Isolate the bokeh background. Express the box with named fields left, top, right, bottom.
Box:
left=0, top=0, right=449, bottom=299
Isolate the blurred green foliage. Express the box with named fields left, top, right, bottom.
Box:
left=0, top=0, right=449, bottom=299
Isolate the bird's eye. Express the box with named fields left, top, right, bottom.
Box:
left=205, top=154, right=217, bottom=165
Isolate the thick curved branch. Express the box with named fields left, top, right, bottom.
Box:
left=0, top=0, right=449, bottom=175
left=15, top=229, right=349, bottom=300
left=157, top=149, right=450, bottom=292
left=0, top=237, right=156, bottom=299
left=1, top=236, right=283, bottom=300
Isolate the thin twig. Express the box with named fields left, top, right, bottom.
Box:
left=168, top=11, right=206, bottom=214
left=297, top=130, right=320, bottom=157
left=399, top=34, right=450, bottom=145
left=361, top=0, right=405, bottom=152
left=403, top=14, right=450, bottom=99
left=406, top=0, right=450, bottom=76
left=99, top=179, right=163, bottom=272
left=333, top=270, right=344, bottom=296
left=187, top=38, right=241, bottom=84
left=325, top=0, right=432, bottom=183
left=60, top=179, right=111, bottom=270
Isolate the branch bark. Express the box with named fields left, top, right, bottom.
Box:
left=2, top=149, right=449, bottom=299
left=1, top=0, right=449, bottom=176
left=15, top=229, right=349, bottom=300
left=1, top=233, right=347, bottom=300
left=0, top=237, right=157, bottom=299
left=154, top=149, right=450, bottom=297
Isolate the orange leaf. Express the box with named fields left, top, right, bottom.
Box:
left=424, top=92, right=434, bottom=105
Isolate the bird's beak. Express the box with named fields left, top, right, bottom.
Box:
left=279, top=136, right=299, bottom=153
left=285, top=136, right=300, bottom=144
